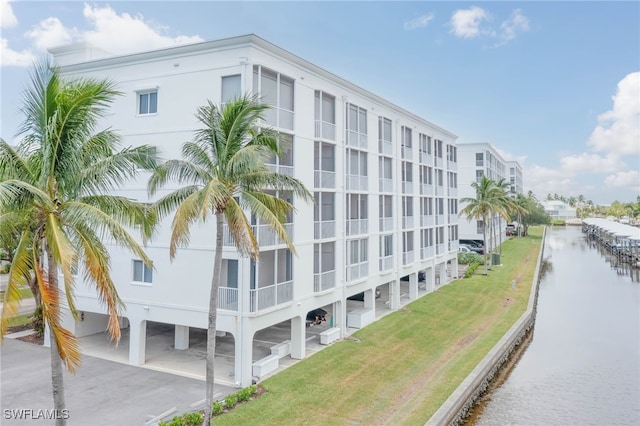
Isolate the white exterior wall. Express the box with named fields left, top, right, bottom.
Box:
left=50, top=35, right=459, bottom=386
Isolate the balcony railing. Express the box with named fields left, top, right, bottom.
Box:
left=266, top=163, right=294, bottom=176
left=346, top=174, right=368, bottom=191
left=434, top=157, right=443, bottom=168
left=346, top=261, right=368, bottom=282
left=420, top=183, right=433, bottom=195
left=314, top=220, right=336, bottom=239
left=224, top=223, right=293, bottom=247
left=447, top=160, right=457, bottom=171
left=314, top=120, right=336, bottom=141
left=347, top=218, right=368, bottom=236
left=402, top=216, right=414, bottom=229
left=449, top=241, right=459, bottom=252
left=421, top=246, right=434, bottom=260
left=379, top=178, right=393, bottom=193
left=435, top=214, right=445, bottom=225
left=420, top=151, right=433, bottom=165
left=218, top=286, right=238, bottom=311
left=403, top=250, right=415, bottom=265
left=436, top=243, right=445, bottom=255
left=402, top=181, right=413, bottom=194
left=401, top=146, right=413, bottom=160
left=448, top=187, right=458, bottom=198
left=346, top=130, right=368, bottom=149
left=435, top=185, right=443, bottom=196
left=379, top=255, right=393, bottom=272
left=420, top=215, right=434, bottom=227
left=378, top=139, right=393, bottom=156
left=448, top=214, right=458, bottom=224
left=313, top=270, right=336, bottom=292
left=314, top=170, right=336, bottom=189
left=262, top=107, right=294, bottom=131
left=249, top=280, right=293, bottom=312
left=379, top=217, right=394, bottom=232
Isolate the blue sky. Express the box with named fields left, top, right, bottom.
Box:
left=1, top=1, right=638, bottom=203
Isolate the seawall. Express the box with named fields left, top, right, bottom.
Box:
left=425, top=227, right=547, bottom=426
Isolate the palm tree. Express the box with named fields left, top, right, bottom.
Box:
left=148, top=96, right=313, bottom=426
left=0, top=61, right=156, bottom=425
left=460, top=176, right=505, bottom=275
left=493, top=178, right=516, bottom=255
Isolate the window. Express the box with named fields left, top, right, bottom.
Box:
left=476, top=220, right=484, bottom=234
left=138, top=90, right=158, bottom=115
left=379, top=157, right=392, bottom=180
left=402, top=161, right=413, bottom=182
left=401, top=126, right=412, bottom=148
left=347, top=103, right=367, bottom=134
left=476, top=169, right=484, bottom=182
left=379, top=117, right=392, bottom=143
left=347, top=149, right=367, bottom=177
left=132, top=260, right=152, bottom=283
left=380, top=234, right=393, bottom=257
left=348, top=238, right=368, bottom=265
left=222, top=75, right=241, bottom=106
left=476, top=152, right=484, bottom=167
left=253, top=66, right=294, bottom=129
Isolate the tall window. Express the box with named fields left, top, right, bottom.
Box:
left=401, top=126, right=412, bottom=159
left=138, top=90, right=157, bottom=115
left=348, top=238, right=368, bottom=265
left=314, top=242, right=335, bottom=274
left=402, top=161, right=413, bottom=182
left=347, top=103, right=367, bottom=149
left=222, top=75, right=241, bottom=106
left=314, top=91, right=336, bottom=140
left=253, top=66, right=294, bottom=130
left=379, top=157, right=392, bottom=180
left=132, top=260, right=152, bottom=283
left=476, top=152, right=484, bottom=166
left=314, top=192, right=335, bottom=222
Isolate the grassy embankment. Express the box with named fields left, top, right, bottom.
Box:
left=215, top=227, right=544, bottom=425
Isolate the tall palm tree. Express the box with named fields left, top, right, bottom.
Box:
left=460, top=176, right=505, bottom=275
left=0, top=61, right=156, bottom=425
left=148, top=96, right=313, bottom=426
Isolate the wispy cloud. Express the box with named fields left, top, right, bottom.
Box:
left=404, top=13, right=434, bottom=31
left=449, top=6, right=529, bottom=46
left=604, top=170, right=640, bottom=191
left=496, top=9, right=530, bottom=46
left=0, top=0, right=36, bottom=67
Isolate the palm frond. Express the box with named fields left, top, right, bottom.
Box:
left=0, top=231, right=34, bottom=339
left=241, top=190, right=296, bottom=254
left=45, top=213, right=78, bottom=318
left=224, top=196, right=258, bottom=258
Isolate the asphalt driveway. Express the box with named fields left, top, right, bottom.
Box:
left=0, top=339, right=233, bottom=425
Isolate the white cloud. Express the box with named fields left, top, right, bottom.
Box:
left=450, top=6, right=492, bottom=39
left=1, top=0, right=18, bottom=29
left=559, top=152, right=624, bottom=174
left=525, top=164, right=573, bottom=196
left=497, top=9, right=530, bottom=46
left=604, top=170, right=640, bottom=190
left=404, top=13, right=434, bottom=31
left=24, top=17, right=74, bottom=51
left=587, top=72, right=640, bottom=156
left=0, top=38, right=35, bottom=67
left=494, top=147, right=527, bottom=165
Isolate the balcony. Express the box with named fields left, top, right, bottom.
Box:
left=379, top=255, right=393, bottom=272
left=346, top=218, right=368, bottom=236
left=435, top=185, right=443, bottom=197
left=346, top=261, right=368, bottom=282
left=346, top=174, right=368, bottom=191
left=435, top=214, right=445, bottom=225
left=379, top=178, right=393, bottom=193
left=314, top=170, right=336, bottom=189
left=314, top=220, right=336, bottom=239
left=420, top=215, right=434, bottom=227
left=420, top=246, right=434, bottom=260
left=379, top=217, right=394, bottom=232
left=402, top=216, right=414, bottom=230
left=420, top=151, right=433, bottom=165
left=266, top=163, right=294, bottom=176
left=249, top=280, right=293, bottom=312
left=314, top=270, right=336, bottom=292
left=262, top=107, right=294, bottom=131
left=346, top=130, right=368, bottom=149
left=401, top=146, right=413, bottom=160
left=448, top=187, right=458, bottom=198
left=403, top=250, right=415, bottom=265
left=434, top=157, right=443, bottom=168
left=449, top=241, right=459, bottom=252
left=402, top=181, right=413, bottom=194
left=314, top=120, right=336, bottom=141
left=217, top=286, right=238, bottom=311
left=448, top=214, right=458, bottom=224
left=436, top=243, right=445, bottom=255
left=378, top=139, right=393, bottom=156
left=420, top=183, right=433, bottom=195
left=225, top=223, right=293, bottom=247
left=447, top=160, right=457, bottom=171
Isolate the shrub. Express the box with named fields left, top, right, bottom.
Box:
left=32, top=306, right=44, bottom=337
left=236, top=386, right=255, bottom=402
left=225, top=394, right=238, bottom=409
left=211, top=401, right=223, bottom=415
left=0, top=263, right=10, bottom=274
left=163, top=416, right=185, bottom=426
left=457, top=252, right=482, bottom=265
left=464, top=261, right=482, bottom=278
left=183, top=412, right=203, bottom=426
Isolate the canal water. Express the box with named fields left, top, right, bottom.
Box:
left=473, top=225, right=640, bottom=426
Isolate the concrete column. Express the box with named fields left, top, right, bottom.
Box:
left=389, top=280, right=401, bottom=309
left=364, top=289, right=374, bottom=310
left=290, top=315, right=305, bottom=360
left=175, top=325, right=189, bottom=350
left=333, top=300, right=344, bottom=333
left=440, top=263, right=447, bottom=286
left=451, top=257, right=459, bottom=279
left=234, top=322, right=254, bottom=387
left=427, top=266, right=435, bottom=292
left=128, top=319, right=146, bottom=366
left=409, top=273, right=418, bottom=300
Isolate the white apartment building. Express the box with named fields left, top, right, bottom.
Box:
left=542, top=200, right=577, bottom=220
left=457, top=143, right=522, bottom=251
left=48, top=34, right=460, bottom=387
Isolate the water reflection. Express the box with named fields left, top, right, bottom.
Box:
left=473, top=226, right=640, bottom=426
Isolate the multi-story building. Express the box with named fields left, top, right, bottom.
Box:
left=48, top=34, right=460, bottom=387
left=457, top=143, right=522, bottom=251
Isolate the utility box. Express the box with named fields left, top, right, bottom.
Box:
left=491, top=253, right=501, bottom=265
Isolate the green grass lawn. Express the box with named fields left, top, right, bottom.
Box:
left=0, top=285, right=34, bottom=300
left=214, top=228, right=544, bottom=425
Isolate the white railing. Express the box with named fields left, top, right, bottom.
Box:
left=403, top=250, right=415, bottom=265
left=346, top=130, right=368, bottom=149
left=402, top=146, right=413, bottom=160
left=262, top=108, right=294, bottom=131
left=421, top=246, right=434, bottom=260
left=347, top=174, right=368, bottom=191
left=379, top=255, right=393, bottom=272
left=314, top=120, right=336, bottom=141
left=449, top=241, right=459, bottom=252
left=223, top=225, right=235, bottom=246
left=379, top=178, right=393, bottom=193
left=420, top=152, right=433, bottom=164
left=346, top=261, right=368, bottom=282
left=402, top=216, right=414, bottom=229
left=314, top=220, right=336, bottom=239
left=436, top=243, right=445, bottom=255
left=447, top=160, right=457, bottom=171
left=379, top=139, right=393, bottom=156
left=420, top=184, right=433, bottom=195
left=420, top=215, right=434, bottom=227
left=314, top=170, right=336, bottom=188
left=313, top=270, right=336, bottom=292
left=402, top=181, right=413, bottom=194
left=249, top=280, right=293, bottom=312
left=347, top=218, right=368, bottom=236
left=448, top=187, right=458, bottom=198
left=448, top=214, right=458, bottom=224
left=435, top=185, right=443, bottom=196
left=266, top=163, right=294, bottom=176
left=217, top=286, right=238, bottom=311
left=379, top=217, right=394, bottom=232
left=434, top=157, right=443, bottom=168
left=252, top=223, right=293, bottom=246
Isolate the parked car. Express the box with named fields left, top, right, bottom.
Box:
left=460, top=239, right=483, bottom=248
left=461, top=244, right=484, bottom=254
left=400, top=271, right=426, bottom=282
left=458, top=246, right=472, bottom=253
left=306, top=308, right=328, bottom=326
left=347, top=288, right=382, bottom=301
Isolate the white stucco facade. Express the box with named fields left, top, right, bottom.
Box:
left=49, top=34, right=461, bottom=387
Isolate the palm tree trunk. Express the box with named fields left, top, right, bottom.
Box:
left=482, top=214, right=488, bottom=275
left=47, top=249, right=66, bottom=426
left=203, top=212, right=224, bottom=426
